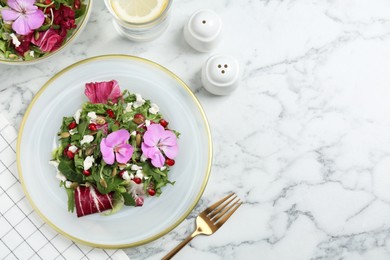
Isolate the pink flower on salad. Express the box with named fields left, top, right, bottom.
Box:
left=141, top=124, right=178, bottom=167
left=85, top=80, right=121, bottom=104
left=100, top=129, right=133, bottom=165
left=1, top=0, right=45, bottom=35
left=31, top=28, right=65, bottom=52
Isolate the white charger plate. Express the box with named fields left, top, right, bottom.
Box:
left=17, top=55, right=212, bottom=248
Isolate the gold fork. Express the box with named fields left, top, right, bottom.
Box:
left=162, top=193, right=242, bottom=260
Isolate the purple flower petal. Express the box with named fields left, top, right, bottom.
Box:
left=141, top=143, right=159, bottom=159
left=12, top=15, right=32, bottom=35
left=1, top=8, right=21, bottom=22
left=149, top=149, right=165, bottom=167
left=143, top=124, right=165, bottom=147
left=26, top=10, right=44, bottom=30
left=6, top=0, right=23, bottom=12
left=21, top=0, right=37, bottom=10
left=100, top=138, right=115, bottom=165
left=105, top=129, right=130, bottom=147
left=160, top=130, right=178, bottom=147
left=115, top=143, right=133, bottom=164
left=161, top=145, right=178, bottom=159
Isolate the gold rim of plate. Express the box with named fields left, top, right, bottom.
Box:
left=0, top=0, right=92, bottom=64
left=16, top=54, right=213, bottom=248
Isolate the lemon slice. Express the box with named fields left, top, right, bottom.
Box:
left=111, top=0, right=169, bottom=24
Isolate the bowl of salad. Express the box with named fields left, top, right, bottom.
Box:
left=0, top=0, right=91, bottom=64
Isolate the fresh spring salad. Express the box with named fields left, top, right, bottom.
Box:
left=0, top=0, right=88, bottom=61
left=50, top=80, right=179, bottom=217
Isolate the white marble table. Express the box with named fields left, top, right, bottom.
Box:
left=2, top=0, right=390, bottom=259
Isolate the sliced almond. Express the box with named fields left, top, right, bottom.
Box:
left=100, top=179, right=108, bottom=189
left=59, top=132, right=70, bottom=138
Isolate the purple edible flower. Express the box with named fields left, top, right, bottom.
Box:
left=141, top=124, right=178, bottom=167
left=1, top=0, right=45, bottom=35
left=100, top=129, right=134, bottom=165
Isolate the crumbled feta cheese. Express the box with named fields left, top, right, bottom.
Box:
left=131, top=164, right=142, bottom=171
left=9, top=33, right=20, bottom=47
left=125, top=103, right=133, bottom=112
left=87, top=112, right=97, bottom=122
left=135, top=171, right=144, bottom=179
left=144, top=176, right=149, bottom=180
left=73, top=109, right=82, bottom=124
left=69, top=128, right=78, bottom=135
left=68, top=145, right=78, bottom=153
left=129, top=173, right=134, bottom=179
left=120, top=171, right=130, bottom=180
left=80, top=135, right=94, bottom=145
left=140, top=153, right=147, bottom=162
left=133, top=94, right=145, bottom=108
left=145, top=120, right=151, bottom=127
left=65, top=181, right=72, bottom=188
left=130, top=131, right=136, bottom=136
left=83, top=156, right=94, bottom=170
left=49, top=161, right=66, bottom=182
left=160, top=166, right=167, bottom=171
left=29, top=51, right=35, bottom=57
left=49, top=160, right=59, bottom=168
left=148, top=103, right=159, bottom=114
left=56, top=172, right=66, bottom=182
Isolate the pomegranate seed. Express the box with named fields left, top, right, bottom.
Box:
left=74, top=0, right=80, bottom=9
left=106, top=109, right=115, bottom=119
left=83, top=170, right=91, bottom=176
left=66, top=150, right=74, bottom=159
left=68, top=121, right=77, bottom=130
left=148, top=188, right=156, bottom=196
left=166, top=158, right=175, bottom=166
left=134, top=113, right=145, bottom=120
left=44, top=0, right=51, bottom=4
left=133, top=177, right=142, bottom=184
left=88, top=123, right=97, bottom=131
left=159, top=119, right=168, bottom=128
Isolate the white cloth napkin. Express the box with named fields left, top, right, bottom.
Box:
left=0, top=114, right=129, bottom=260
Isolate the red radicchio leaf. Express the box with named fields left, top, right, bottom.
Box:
left=74, top=185, right=113, bottom=217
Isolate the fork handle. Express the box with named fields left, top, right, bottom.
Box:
left=162, top=230, right=200, bottom=260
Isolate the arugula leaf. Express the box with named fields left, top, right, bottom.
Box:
left=0, top=40, right=6, bottom=53
left=75, top=3, right=87, bottom=18
left=122, top=192, right=136, bottom=206
left=77, top=119, right=88, bottom=139
left=58, top=160, right=84, bottom=183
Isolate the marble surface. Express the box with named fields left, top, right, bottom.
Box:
left=2, top=0, right=390, bottom=259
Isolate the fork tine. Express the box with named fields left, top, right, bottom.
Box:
left=204, top=193, right=235, bottom=214
left=211, top=197, right=240, bottom=222
left=214, top=201, right=242, bottom=226
left=208, top=194, right=237, bottom=219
